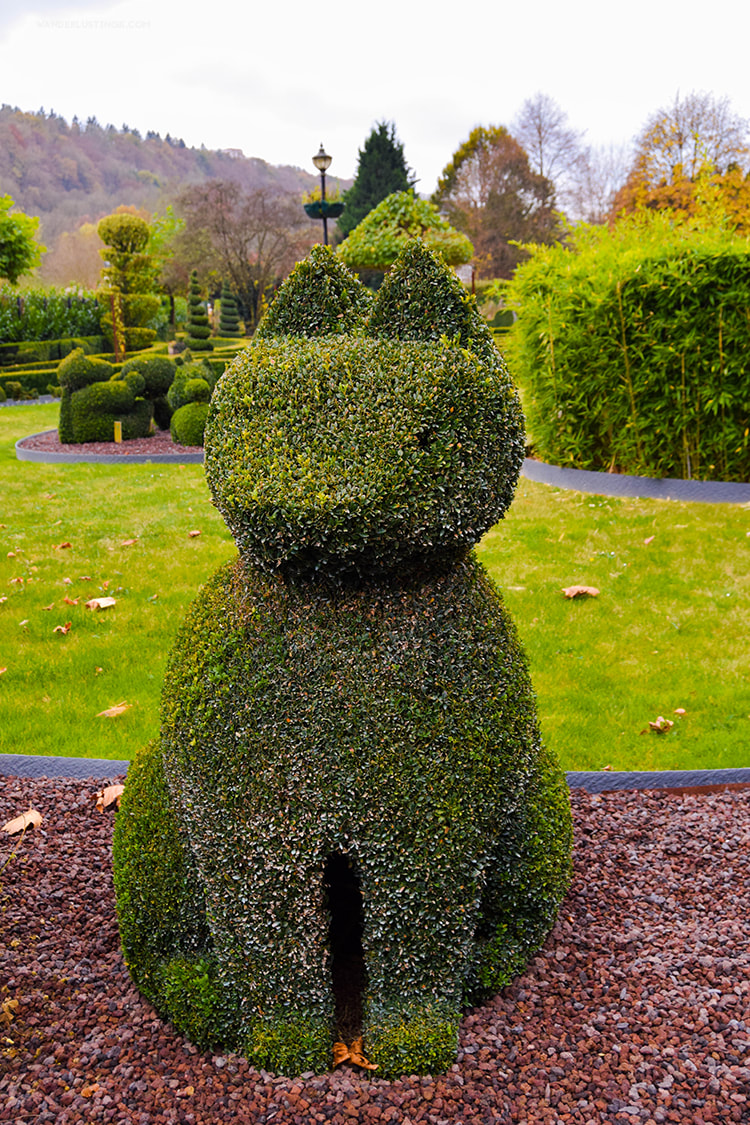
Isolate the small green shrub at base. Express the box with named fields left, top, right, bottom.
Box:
left=363, top=1004, right=460, bottom=1080
left=171, top=401, right=209, bottom=446
left=242, top=1014, right=333, bottom=1076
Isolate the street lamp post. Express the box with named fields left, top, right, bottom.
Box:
left=312, top=143, right=333, bottom=245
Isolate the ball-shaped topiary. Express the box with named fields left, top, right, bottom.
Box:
left=119, top=354, right=176, bottom=429
left=114, top=238, right=572, bottom=1080
left=170, top=400, right=210, bottom=446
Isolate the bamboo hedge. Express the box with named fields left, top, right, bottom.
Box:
left=507, top=215, right=750, bottom=481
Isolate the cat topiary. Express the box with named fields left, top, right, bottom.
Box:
left=113, top=239, right=572, bottom=1079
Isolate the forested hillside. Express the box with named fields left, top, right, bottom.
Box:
left=0, top=106, right=320, bottom=244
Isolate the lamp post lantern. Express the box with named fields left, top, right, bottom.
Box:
left=312, top=143, right=333, bottom=245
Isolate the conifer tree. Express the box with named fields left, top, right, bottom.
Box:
left=218, top=279, right=241, bottom=337
left=337, top=122, right=414, bottom=240
left=185, top=270, right=213, bottom=351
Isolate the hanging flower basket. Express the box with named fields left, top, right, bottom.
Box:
left=304, top=201, right=345, bottom=220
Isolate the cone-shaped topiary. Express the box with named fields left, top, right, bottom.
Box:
left=113, top=239, right=572, bottom=1080
left=218, top=280, right=241, bottom=337
left=255, top=244, right=373, bottom=339
left=185, top=270, right=213, bottom=351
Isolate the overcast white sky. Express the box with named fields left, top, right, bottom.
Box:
left=2, top=0, right=749, bottom=195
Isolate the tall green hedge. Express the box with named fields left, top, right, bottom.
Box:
left=114, top=239, right=571, bottom=1079
left=507, top=214, right=750, bottom=480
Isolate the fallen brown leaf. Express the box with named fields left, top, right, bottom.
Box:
left=80, top=1083, right=100, bottom=1098
left=85, top=597, right=116, bottom=610
left=562, top=585, right=600, bottom=599
left=95, top=784, right=125, bottom=812
left=63, top=595, right=78, bottom=606
left=97, top=701, right=130, bottom=718
left=8, top=577, right=24, bottom=585
left=42, top=602, right=55, bottom=611
left=0, top=596, right=7, bottom=604
left=42, top=493, right=56, bottom=500
left=674, top=707, right=687, bottom=715
left=77, top=575, right=92, bottom=581
left=6, top=551, right=15, bottom=558
left=648, top=715, right=674, bottom=733
left=120, top=538, right=138, bottom=547
left=188, top=529, right=201, bottom=538
left=177, top=1087, right=195, bottom=1098
left=644, top=535, right=655, bottom=545
left=53, top=621, right=72, bottom=634
left=52, top=542, right=72, bottom=550
left=0, top=998, right=19, bottom=1026
left=2, top=809, right=43, bottom=834
left=0, top=667, right=6, bottom=676
left=332, top=1037, right=378, bottom=1070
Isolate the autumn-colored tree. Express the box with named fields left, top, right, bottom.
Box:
left=612, top=91, right=750, bottom=221
left=432, top=127, right=559, bottom=278
left=171, top=181, right=317, bottom=331
left=37, top=221, right=103, bottom=288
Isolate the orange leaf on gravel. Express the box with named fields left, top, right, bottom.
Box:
left=562, top=585, right=600, bottom=599
left=53, top=621, right=72, bottom=634
left=2, top=808, right=43, bottom=834
left=95, top=784, right=124, bottom=812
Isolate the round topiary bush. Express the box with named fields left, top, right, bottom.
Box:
left=114, top=238, right=572, bottom=1080
left=170, top=400, right=210, bottom=446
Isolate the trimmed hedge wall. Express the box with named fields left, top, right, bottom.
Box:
left=507, top=222, right=750, bottom=480
left=114, top=238, right=572, bottom=1079
left=0, top=335, right=104, bottom=367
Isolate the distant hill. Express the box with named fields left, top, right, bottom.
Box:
left=0, top=106, right=331, bottom=246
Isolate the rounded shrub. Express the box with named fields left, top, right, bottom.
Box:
left=119, top=354, right=176, bottom=429
left=69, top=380, right=152, bottom=443
left=170, top=401, right=210, bottom=446
left=167, top=360, right=217, bottom=413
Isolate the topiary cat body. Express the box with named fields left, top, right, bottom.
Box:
left=113, top=243, right=572, bottom=1078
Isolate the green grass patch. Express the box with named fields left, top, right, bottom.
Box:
left=2, top=403, right=749, bottom=771
left=0, top=403, right=234, bottom=760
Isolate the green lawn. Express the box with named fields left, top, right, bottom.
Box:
left=2, top=402, right=749, bottom=772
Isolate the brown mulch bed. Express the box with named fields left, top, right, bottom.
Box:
left=1, top=779, right=749, bottom=1124
left=15, top=428, right=201, bottom=458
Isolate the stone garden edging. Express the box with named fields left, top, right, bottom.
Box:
left=2, top=752, right=749, bottom=793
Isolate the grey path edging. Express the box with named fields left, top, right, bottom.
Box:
left=522, top=458, right=750, bottom=504
left=2, top=753, right=749, bottom=793
left=15, top=430, right=204, bottom=465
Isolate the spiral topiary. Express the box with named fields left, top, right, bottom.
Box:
left=113, top=239, right=572, bottom=1079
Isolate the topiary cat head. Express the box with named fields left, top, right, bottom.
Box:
left=205, top=240, right=525, bottom=583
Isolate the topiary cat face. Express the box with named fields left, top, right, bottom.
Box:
left=205, top=240, right=525, bottom=582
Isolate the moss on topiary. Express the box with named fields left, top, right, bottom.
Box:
left=114, top=238, right=572, bottom=1080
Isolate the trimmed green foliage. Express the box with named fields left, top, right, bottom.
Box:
left=70, top=381, right=152, bottom=443
left=206, top=336, right=523, bottom=582
left=170, top=401, right=209, bottom=446
left=255, top=245, right=372, bottom=339
left=167, top=360, right=217, bottom=413
left=57, top=347, right=114, bottom=442
left=119, top=353, right=176, bottom=429
left=507, top=214, right=750, bottom=480
left=0, top=285, right=101, bottom=347
left=218, top=280, right=241, bottom=337
left=115, top=240, right=570, bottom=1078
left=338, top=191, right=473, bottom=271
left=185, top=270, right=213, bottom=352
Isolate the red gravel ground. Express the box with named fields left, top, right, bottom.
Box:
left=14, top=428, right=201, bottom=458
left=1, top=779, right=749, bottom=1125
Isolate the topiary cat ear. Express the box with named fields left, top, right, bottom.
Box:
left=254, top=244, right=373, bottom=339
